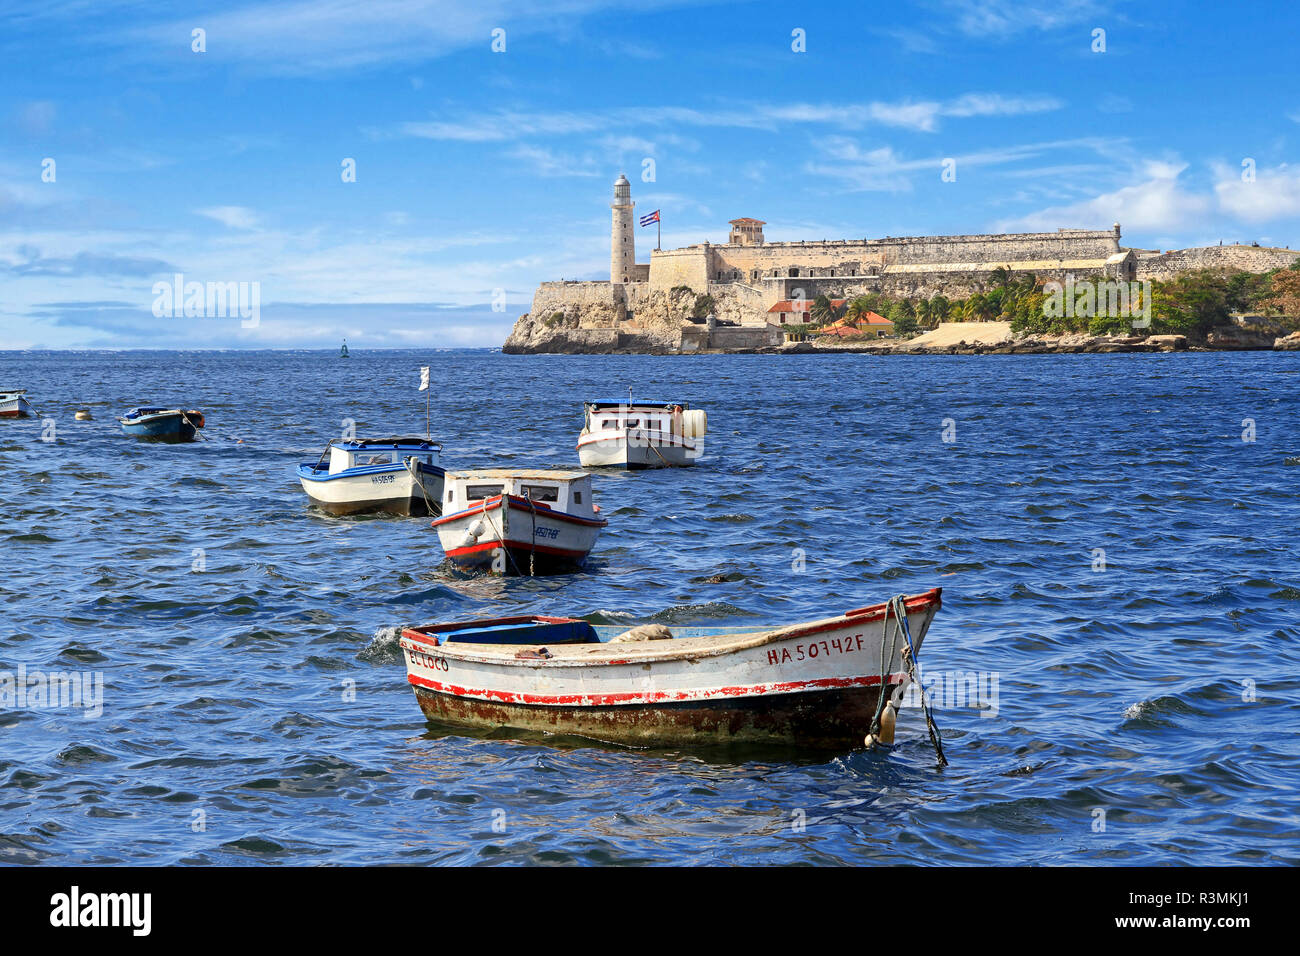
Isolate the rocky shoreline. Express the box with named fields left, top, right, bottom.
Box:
left=503, top=318, right=1300, bottom=356
left=774, top=329, right=1300, bottom=356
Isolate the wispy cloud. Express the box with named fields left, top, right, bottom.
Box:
left=196, top=206, right=261, bottom=230
left=994, top=160, right=1211, bottom=233
left=934, top=0, right=1108, bottom=37
left=388, top=93, right=1063, bottom=143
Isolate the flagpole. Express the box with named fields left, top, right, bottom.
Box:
left=657, top=215, right=661, bottom=251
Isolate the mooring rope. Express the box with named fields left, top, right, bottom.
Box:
left=406, top=458, right=441, bottom=516
left=867, top=595, right=948, bottom=767
left=632, top=426, right=671, bottom=467
left=180, top=411, right=205, bottom=441
left=895, top=595, right=948, bottom=767
left=523, top=491, right=538, bottom=577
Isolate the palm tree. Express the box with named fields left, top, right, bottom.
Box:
left=930, top=295, right=950, bottom=323
left=809, top=294, right=835, bottom=326
left=916, top=298, right=934, bottom=328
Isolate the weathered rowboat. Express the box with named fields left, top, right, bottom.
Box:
left=400, top=588, right=942, bottom=749
left=297, top=437, right=444, bottom=516
left=0, top=389, right=36, bottom=419
left=432, top=469, right=606, bottom=574
left=118, top=406, right=205, bottom=441
left=576, top=399, right=706, bottom=469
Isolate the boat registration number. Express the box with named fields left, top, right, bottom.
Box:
left=533, top=527, right=560, bottom=540
left=371, top=473, right=396, bottom=485
left=766, top=633, right=865, bottom=666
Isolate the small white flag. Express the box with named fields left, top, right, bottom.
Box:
left=419, top=366, right=429, bottom=391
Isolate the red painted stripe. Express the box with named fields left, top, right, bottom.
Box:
left=446, top=539, right=591, bottom=560
left=406, top=671, right=907, bottom=706
left=432, top=494, right=606, bottom=529
left=400, top=588, right=943, bottom=651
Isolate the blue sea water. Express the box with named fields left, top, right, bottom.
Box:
left=1, top=348, right=1298, bottom=865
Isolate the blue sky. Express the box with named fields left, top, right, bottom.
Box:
left=2, top=0, right=1299, bottom=349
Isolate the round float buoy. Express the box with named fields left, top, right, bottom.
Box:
left=74, top=409, right=92, bottom=421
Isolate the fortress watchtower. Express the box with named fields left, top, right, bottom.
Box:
left=611, top=174, right=636, bottom=284
left=728, top=218, right=766, bottom=246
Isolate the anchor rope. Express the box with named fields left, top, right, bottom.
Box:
left=632, top=426, right=671, bottom=467
left=486, top=494, right=524, bottom=576
left=523, top=491, right=538, bottom=577
left=179, top=411, right=205, bottom=441
left=406, top=457, right=441, bottom=516
left=867, top=595, right=948, bottom=767
left=895, top=595, right=948, bottom=767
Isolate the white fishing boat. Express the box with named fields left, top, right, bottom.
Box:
left=432, top=469, right=606, bottom=574
left=576, top=399, right=706, bottom=469
left=400, top=589, right=946, bottom=751
left=297, top=437, right=445, bottom=516
left=0, top=389, right=36, bottom=419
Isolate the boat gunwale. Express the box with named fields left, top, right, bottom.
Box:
left=432, top=493, right=608, bottom=529
left=297, top=460, right=446, bottom=482
left=400, top=588, right=940, bottom=669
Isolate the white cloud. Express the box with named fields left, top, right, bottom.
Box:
left=995, top=161, right=1210, bottom=232
left=389, top=93, right=1062, bottom=144
left=196, top=206, right=261, bottom=230
left=1214, top=162, right=1300, bottom=223
left=938, top=0, right=1107, bottom=37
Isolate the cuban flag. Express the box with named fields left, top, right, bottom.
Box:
left=640, top=210, right=660, bottom=227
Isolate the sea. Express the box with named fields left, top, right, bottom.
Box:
left=1, top=349, right=1297, bottom=865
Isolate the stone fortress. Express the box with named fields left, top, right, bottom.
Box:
left=504, top=174, right=1300, bottom=353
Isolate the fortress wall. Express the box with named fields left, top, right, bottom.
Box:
left=704, top=229, right=1120, bottom=280
left=530, top=281, right=626, bottom=328
left=648, top=246, right=710, bottom=292
left=1135, top=245, right=1300, bottom=282
left=707, top=281, right=767, bottom=323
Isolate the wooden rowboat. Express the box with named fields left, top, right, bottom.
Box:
left=400, top=588, right=942, bottom=749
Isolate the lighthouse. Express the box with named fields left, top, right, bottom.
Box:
left=610, top=173, right=635, bottom=284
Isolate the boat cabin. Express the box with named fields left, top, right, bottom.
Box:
left=583, top=400, right=686, bottom=436
left=327, top=437, right=440, bottom=475
left=442, top=468, right=597, bottom=517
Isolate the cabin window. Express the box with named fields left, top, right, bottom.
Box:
left=445, top=490, right=454, bottom=504
left=573, top=491, right=583, bottom=504
left=363, top=451, right=395, bottom=465
left=520, top=484, right=559, bottom=503
left=466, top=483, right=504, bottom=500
left=626, top=418, right=639, bottom=428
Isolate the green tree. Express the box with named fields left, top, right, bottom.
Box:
left=888, top=301, right=918, bottom=335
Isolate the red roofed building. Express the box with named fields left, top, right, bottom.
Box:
left=767, top=298, right=848, bottom=324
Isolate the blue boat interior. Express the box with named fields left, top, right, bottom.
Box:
left=428, top=617, right=766, bottom=645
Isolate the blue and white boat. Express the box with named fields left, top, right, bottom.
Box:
left=118, top=406, right=205, bottom=442
left=0, top=389, right=36, bottom=419
left=297, top=437, right=445, bottom=516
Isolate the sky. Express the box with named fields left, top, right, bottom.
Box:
left=2, top=0, right=1299, bottom=349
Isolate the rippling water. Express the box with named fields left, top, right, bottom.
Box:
left=2, top=349, right=1298, bottom=865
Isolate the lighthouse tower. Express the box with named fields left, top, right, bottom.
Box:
left=610, top=173, right=635, bottom=284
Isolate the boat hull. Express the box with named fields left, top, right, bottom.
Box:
left=434, top=495, right=605, bottom=573
left=577, top=430, right=700, bottom=469
left=412, top=682, right=895, bottom=749
left=401, top=589, right=940, bottom=748
left=119, top=412, right=200, bottom=442
left=298, top=462, right=444, bottom=516
left=0, top=396, right=35, bottom=419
